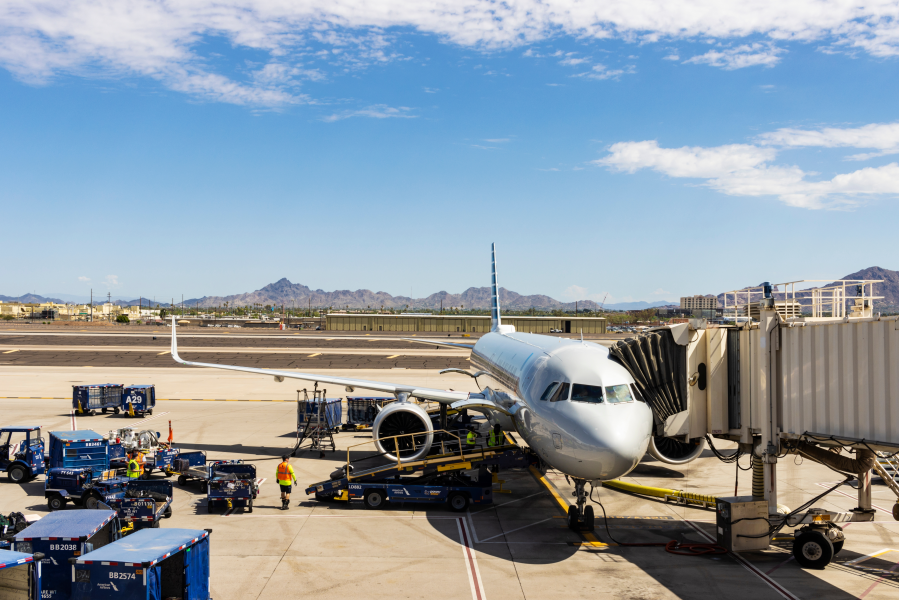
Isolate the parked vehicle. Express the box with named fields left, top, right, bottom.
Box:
left=0, top=426, right=45, bottom=482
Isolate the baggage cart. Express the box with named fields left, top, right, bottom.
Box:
left=121, top=385, right=155, bottom=417
left=72, top=528, right=211, bottom=600
left=0, top=426, right=46, bottom=483
left=71, top=385, right=123, bottom=416
left=44, top=468, right=123, bottom=511
left=13, top=510, right=119, bottom=600
left=47, top=431, right=109, bottom=472
left=98, top=481, right=173, bottom=531
left=344, top=397, right=393, bottom=430
left=169, top=451, right=208, bottom=488
left=206, top=463, right=257, bottom=513
left=348, top=477, right=492, bottom=512
left=0, top=549, right=42, bottom=600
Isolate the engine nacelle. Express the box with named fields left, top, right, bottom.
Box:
left=648, top=435, right=705, bottom=465
left=372, top=401, right=433, bottom=462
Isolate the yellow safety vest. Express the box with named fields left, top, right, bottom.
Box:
left=127, top=459, right=140, bottom=479
left=466, top=431, right=476, bottom=446
left=277, top=462, right=295, bottom=485
left=488, top=430, right=499, bottom=447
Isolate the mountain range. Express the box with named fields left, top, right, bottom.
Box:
left=5, top=266, right=898, bottom=311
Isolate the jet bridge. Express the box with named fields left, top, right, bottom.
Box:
left=609, top=278, right=899, bottom=568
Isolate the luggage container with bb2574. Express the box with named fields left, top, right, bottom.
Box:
left=72, top=528, right=211, bottom=600
left=0, top=549, right=42, bottom=600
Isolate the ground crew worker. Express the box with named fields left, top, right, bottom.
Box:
left=126, top=453, right=141, bottom=479
left=466, top=428, right=477, bottom=448
left=136, top=451, right=145, bottom=478
left=277, top=455, right=297, bottom=510
left=488, top=424, right=502, bottom=447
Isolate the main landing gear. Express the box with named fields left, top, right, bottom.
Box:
left=567, top=478, right=594, bottom=531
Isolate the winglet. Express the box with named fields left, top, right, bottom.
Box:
left=171, top=316, right=183, bottom=363
left=491, top=243, right=515, bottom=334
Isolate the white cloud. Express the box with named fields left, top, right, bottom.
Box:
left=78, top=276, right=90, bottom=282
left=484, top=138, right=510, bottom=143
left=322, top=104, right=415, bottom=122
left=596, top=137, right=899, bottom=209
left=4, top=2, right=899, bottom=106
left=572, top=64, right=632, bottom=81
left=663, top=53, right=680, bottom=61
left=423, top=87, right=439, bottom=93
left=104, top=275, right=119, bottom=287
left=651, top=288, right=672, bottom=296
left=684, top=43, right=785, bottom=69
left=559, top=54, right=590, bottom=66
left=757, top=122, right=899, bottom=159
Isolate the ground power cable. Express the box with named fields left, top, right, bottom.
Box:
left=587, top=485, right=727, bottom=556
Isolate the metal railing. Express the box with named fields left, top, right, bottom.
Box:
left=343, top=428, right=505, bottom=481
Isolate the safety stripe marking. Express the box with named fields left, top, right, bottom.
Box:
left=2, top=349, right=18, bottom=353
left=307, top=353, right=321, bottom=357
left=458, top=517, right=485, bottom=600
left=385, top=355, right=400, bottom=359
left=684, top=520, right=800, bottom=600
left=529, top=467, right=610, bottom=547
left=70, top=409, right=77, bottom=431
left=846, top=548, right=898, bottom=565
left=157, top=351, right=170, bottom=355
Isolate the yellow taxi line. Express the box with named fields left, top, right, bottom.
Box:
left=529, top=466, right=611, bottom=547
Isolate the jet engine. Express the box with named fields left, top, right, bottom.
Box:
left=647, top=435, right=705, bottom=465
left=371, top=401, right=434, bottom=462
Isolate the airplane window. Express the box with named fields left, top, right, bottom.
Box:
left=551, top=383, right=570, bottom=402
left=630, top=385, right=646, bottom=403
left=570, top=384, right=603, bottom=403
left=540, top=382, right=560, bottom=401
left=605, top=385, right=634, bottom=404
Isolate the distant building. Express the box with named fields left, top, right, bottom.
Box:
left=680, top=295, right=718, bottom=310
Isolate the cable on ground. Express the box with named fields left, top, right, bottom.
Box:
left=588, top=484, right=727, bottom=556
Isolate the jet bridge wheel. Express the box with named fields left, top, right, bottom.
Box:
left=793, top=530, right=834, bottom=569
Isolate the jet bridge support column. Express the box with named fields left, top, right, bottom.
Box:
left=757, top=289, right=781, bottom=516
left=857, top=449, right=874, bottom=512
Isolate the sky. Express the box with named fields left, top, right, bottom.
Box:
left=3, top=1, right=899, bottom=305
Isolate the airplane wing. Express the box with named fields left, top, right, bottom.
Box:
left=400, top=338, right=476, bottom=350
left=169, top=320, right=476, bottom=403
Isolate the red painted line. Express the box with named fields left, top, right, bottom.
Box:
left=70, top=409, right=77, bottom=431
left=684, top=521, right=800, bottom=600
left=765, top=555, right=794, bottom=575
left=858, top=561, right=899, bottom=598
left=457, top=517, right=485, bottom=600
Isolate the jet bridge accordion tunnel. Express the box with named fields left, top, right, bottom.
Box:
left=609, top=313, right=899, bottom=523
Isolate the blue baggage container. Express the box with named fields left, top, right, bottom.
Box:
left=345, top=397, right=393, bottom=428
left=73, top=528, right=211, bottom=600
left=13, top=510, right=119, bottom=600
left=0, top=549, right=42, bottom=599
left=122, top=386, right=155, bottom=417
left=207, top=463, right=257, bottom=513
left=297, top=398, right=342, bottom=431
left=72, top=385, right=123, bottom=416
left=48, top=431, right=109, bottom=472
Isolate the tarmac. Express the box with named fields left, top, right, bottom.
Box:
left=0, top=330, right=897, bottom=600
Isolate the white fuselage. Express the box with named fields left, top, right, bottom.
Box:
left=470, top=331, right=653, bottom=481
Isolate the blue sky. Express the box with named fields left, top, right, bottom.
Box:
left=3, top=2, right=899, bottom=305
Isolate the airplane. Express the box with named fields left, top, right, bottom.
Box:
left=170, top=244, right=693, bottom=530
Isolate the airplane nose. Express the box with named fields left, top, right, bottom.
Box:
left=574, top=403, right=653, bottom=480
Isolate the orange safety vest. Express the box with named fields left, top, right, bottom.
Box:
left=277, top=462, right=295, bottom=485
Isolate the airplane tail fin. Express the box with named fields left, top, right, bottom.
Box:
left=491, top=243, right=501, bottom=332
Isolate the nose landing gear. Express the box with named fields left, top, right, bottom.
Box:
left=567, top=479, right=595, bottom=531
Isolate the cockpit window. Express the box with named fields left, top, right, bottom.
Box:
left=605, top=385, right=634, bottom=404
left=540, top=382, right=560, bottom=401
left=630, top=385, right=645, bottom=403
left=550, top=383, right=570, bottom=402
left=570, top=384, right=603, bottom=403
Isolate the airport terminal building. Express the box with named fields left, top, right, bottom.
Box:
left=325, top=313, right=607, bottom=334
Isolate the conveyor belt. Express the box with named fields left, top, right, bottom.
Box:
left=305, top=443, right=532, bottom=495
